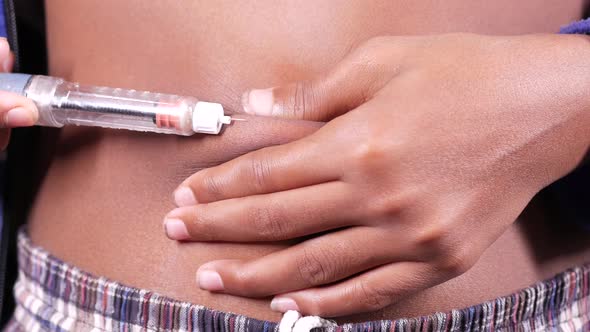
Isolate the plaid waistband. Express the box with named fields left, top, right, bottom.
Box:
left=5, top=230, right=590, bottom=332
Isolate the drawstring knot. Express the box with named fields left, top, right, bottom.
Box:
left=278, top=310, right=337, bottom=332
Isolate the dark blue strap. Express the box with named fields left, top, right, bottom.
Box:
left=0, top=0, right=6, bottom=40
left=560, top=18, right=590, bottom=34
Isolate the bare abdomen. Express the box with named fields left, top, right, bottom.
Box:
left=28, top=0, right=590, bottom=322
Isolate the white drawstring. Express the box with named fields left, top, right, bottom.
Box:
left=279, top=310, right=301, bottom=332
left=279, top=310, right=337, bottom=332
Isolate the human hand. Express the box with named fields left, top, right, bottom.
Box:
left=165, top=33, right=590, bottom=316
left=0, top=38, right=39, bottom=150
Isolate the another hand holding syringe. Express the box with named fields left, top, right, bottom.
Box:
left=0, top=38, right=38, bottom=150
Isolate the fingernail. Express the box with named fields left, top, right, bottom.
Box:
left=5, top=107, right=33, bottom=127
left=174, top=187, right=197, bottom=206
left=241, top=88, right=275, bottom=116
left=270, top=297, right=299, bottom=312
left=164, top=218, right=190, bottom=240
left=197, top=269, right=225, bottom=291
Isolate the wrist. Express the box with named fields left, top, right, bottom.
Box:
left=559, top=21, right=590, bottom=146
left=575, top=38, right=590, bottom=167
left=524, top=34, right=590, bottom=179
left=564, top=34, right=590, bottom=148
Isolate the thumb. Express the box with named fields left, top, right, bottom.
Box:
left=0, top=91, right=39, bottom=128
left=241, top=61, right=377, bottom=121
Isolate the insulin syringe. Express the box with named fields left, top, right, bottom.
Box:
left=0, top=73, right=234, bottom=135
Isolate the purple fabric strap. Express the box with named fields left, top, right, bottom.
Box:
left=560, top=17, right=590, bottom=34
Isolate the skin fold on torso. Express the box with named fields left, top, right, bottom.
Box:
left=27, top=0, right=590, bottom=322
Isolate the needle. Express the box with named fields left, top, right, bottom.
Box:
left=230, top=117, right=248, bottom=122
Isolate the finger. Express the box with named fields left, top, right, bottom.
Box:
left=0, top=91, right=39, bottom=128
left=271, top=262, right=441, bottom=317
left=194, top=227, right=411, bottom=297
left=2, top=52, right=14, bottom=73
left=0, top=38, right=13, bottom=72
left=165, top=181, right=359, bottom=242
left=0, top=39, right=37, bottom=128
left=174, top=134, right=342, bottom=206
left=240, top=37, right=407, bottom=121
left=241, top=64, right=373, bottom=122
left=0, top=129, right=10, bottom=150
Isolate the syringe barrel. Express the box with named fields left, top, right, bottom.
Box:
left=25, top=75, right=197, bottom=135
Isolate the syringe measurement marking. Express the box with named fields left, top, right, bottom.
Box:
left=53, top=100, right=160, bottom=123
